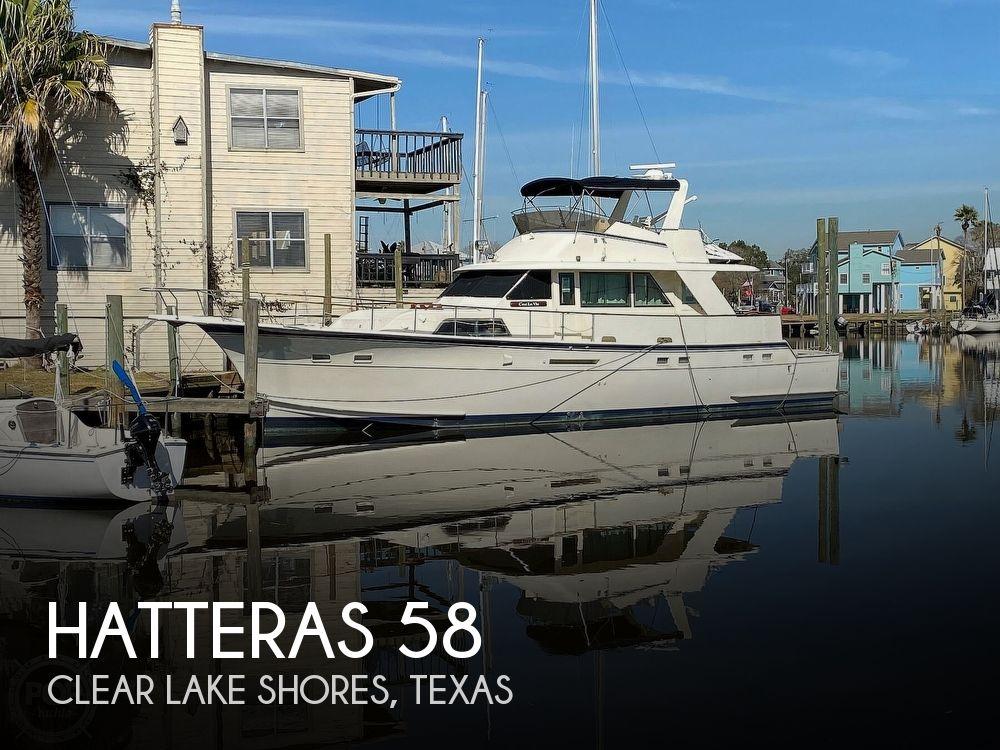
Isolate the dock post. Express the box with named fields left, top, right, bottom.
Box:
left=241, top=238, right=251, bottom=311
left=818, top=454, right=841, bottom=565
left=166, top=304, right=181, bottom=434
left=243, top=298, right=259, bottom=404
left=56, top=303, right=70, bottom=397
left=323, top=233, right=333, bottom=325
left=827, top=217, right=839, bottom=347
left=394, top=242, right=404, bottom=308
left=245, top=484, right=263, bottom=601
left=106, top=294, right=125, bottom=424
left=816, top=219, right=828, bottom=349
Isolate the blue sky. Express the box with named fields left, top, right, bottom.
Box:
left=75, top=0, right=1000, bottom=256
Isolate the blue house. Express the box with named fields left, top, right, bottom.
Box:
left=799, top=230, right=903, bottom=314
left=896, top=245, right=943, bottom=311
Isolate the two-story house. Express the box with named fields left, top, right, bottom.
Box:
left=761, top=264, right=787, bottom=305
left=898, top=234, right=964, bottom=310
left=798, top=230, right=903, bottom=314
left=0, top=3, right=461, bottom=370
left=896, top=244, right=943, bottom=311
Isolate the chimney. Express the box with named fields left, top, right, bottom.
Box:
left=170, top=0, right=182, bottom=24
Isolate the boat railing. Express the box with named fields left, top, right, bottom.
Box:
left=142, top=287, right=780, bottom=346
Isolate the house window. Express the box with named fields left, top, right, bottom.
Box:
left=236, top=211, right=306, bottom=269
left=862, top=272, right=871, bottom=284
left=230, top=88, right=301, bottom=149
left=580, top=272, right=630, bottom=306
left=633, top=272, right=670, bottom=306
left=48, top=204, right=128, bottom=270
left=559, top=273, right=575, bottom=305
left=839, top=273, right=848, bottom=285
left=881, top=262, right=891, bottom=276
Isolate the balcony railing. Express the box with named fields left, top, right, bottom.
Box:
left=355, top=129, right=463, bottom=188
left=357, top=252, right=460, bottom=288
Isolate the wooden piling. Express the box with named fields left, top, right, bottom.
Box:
left=826, top=217, right=839, bottom=346
left=243, top=298, right=259, bottom=404
left=106, top=294, right=125, bottom=424
left=166, top=304, right=181, bottom=434
left=394, top=241, right=404, bottom=308
left=241, top=237, right=251, bottom=310
left=323, top=232, right=333, bottom=325
left=56, top=303, right=70, bottom=396
left=816, top=219, right=828, bottom=349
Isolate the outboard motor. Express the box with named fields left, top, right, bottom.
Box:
left=112, top=361, right=173, bottom=503
left=121, top=411, right=172, bottom=498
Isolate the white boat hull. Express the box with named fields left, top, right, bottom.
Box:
left=193, top=321, right=840, bottom=427
left=949, top=317, right=1000, bottom=334
left=0, top=436, right=186, bottom=502
left=189, top=415, right=840, bottom=543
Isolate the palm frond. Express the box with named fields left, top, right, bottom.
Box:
left=0, top=0, right=116, bottom=176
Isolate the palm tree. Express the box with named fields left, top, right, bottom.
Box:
left=954, top=204, right=980, bottom=305
left=0, top=0, right=116, bottom=366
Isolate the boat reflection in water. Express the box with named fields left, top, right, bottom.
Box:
left=0, top=414, right=839, bottom=747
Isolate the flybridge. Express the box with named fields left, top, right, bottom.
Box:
left=514, top=164, right=697, bottom=236
left=519, top=175, right=683, bottom=198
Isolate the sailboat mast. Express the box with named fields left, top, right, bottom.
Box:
left=441, top=115, right=452, bottom=252
left=476, top=89, right=489, bottom=258
left=588, top=0, right=600, bottom=176
left=472, top=37, right=485, bottom=262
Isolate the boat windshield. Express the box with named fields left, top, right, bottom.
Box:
left=512, top=207, right=610, bottom=235
left=441, top=270, right=525, bottom=297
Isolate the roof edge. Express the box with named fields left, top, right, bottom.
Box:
left=99, top=36, right=400, bottom=88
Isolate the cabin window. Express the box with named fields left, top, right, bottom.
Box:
left=236, top=211, right=307, bottom=269
left=633, top=272, right=670, bottom=306
left=862, top=272, right=871, bottom=284
left=580, top=272, right=630, bottom=307
left=839, top=273, right=848, bottom=285
left=230, top=88, right=301, bottom=150
left=48, top=204, right=128, bottom=270
left=881, top=262, right=891, bottom=276
left=434, top=319, right=510, bottom=336
left=559, top=273, right=575, bottom=305
left=680, top=281, right=698, bottom=306
left=508, top=270, right=552, bottom=300
left=442, top=270, right=523, bottom=297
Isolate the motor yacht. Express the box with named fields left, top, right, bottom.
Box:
left=157, top=168, right=840, bottom=428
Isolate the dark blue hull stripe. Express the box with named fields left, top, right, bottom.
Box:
left=264, top=393, right=837, bottom=430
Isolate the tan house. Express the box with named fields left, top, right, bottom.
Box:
left=905, top=234, right=966, bottom=311
left=0, top=4, right=461, bottom=371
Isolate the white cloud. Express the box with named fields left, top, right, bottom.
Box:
left=824, top=47, right=907, bottom=74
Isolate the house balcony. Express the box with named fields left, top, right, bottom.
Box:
left=355, top=128, right=463, bottom=197
left=797, top=282, right=818, bottom=296
left=800, top=262, right=816, bottom=275
left=357, top=252, right=460, bottom=288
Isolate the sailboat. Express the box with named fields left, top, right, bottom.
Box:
left=951, top=188, right=1000, bottom=334
left=0, top=338, right=186, bottom=502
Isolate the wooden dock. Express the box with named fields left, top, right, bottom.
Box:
left=780, top=312, right=947, bottom=337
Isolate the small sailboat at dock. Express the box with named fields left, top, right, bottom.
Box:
left=0, top=338, right=186, bottom=502
left=951, top=188, right=1000, bottom=334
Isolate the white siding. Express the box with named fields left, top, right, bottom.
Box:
left=1, top=29, right=363, bottom=374
left=206, top=64, right=355, bottom=321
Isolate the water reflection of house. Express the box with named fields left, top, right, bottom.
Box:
left=839, top=339, right=903, bottom=416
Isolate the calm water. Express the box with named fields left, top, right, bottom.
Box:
left=2, top=335, right=998, bottom=748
